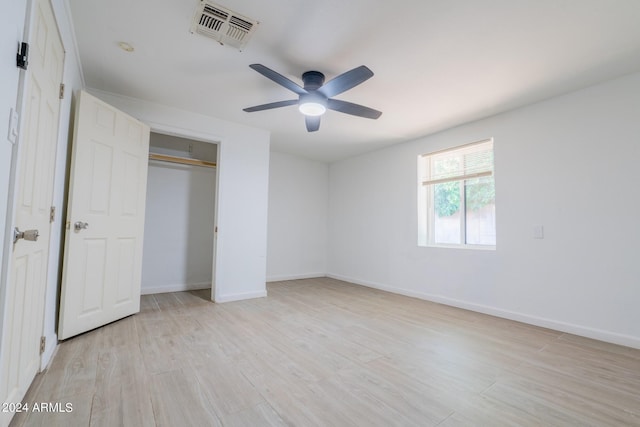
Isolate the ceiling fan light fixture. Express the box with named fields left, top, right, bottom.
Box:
left=299, top=101, right=326, bottom=116
left=244, top=64, right=382, bottom=131
left=298, top=93, right=327, bottom=116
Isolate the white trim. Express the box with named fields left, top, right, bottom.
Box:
left=326, top=273, right=640, bottom=350
left=266, top=273, right=326, bottom=282
left=215, top=290, right=267, bottom=303
left=140, top=282, right=211, bottom=295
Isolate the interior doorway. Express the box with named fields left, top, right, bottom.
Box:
left=141, top=132, right=219, bottom=298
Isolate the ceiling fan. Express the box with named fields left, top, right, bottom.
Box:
left=243, top=64, right=382, bottom=132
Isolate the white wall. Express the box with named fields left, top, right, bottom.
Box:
left=267, top=152, right=328, bottom=281
left=90, top=89, right=270, bottom=303
left=0, top=0, right=84, bottom=369
left=141, top=136, right=217, bottom=294
left=328, top=72, right=640, bottom=349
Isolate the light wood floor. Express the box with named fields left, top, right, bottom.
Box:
left=10, top=278, right=640, bottom=426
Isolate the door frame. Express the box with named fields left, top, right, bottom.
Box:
left=144, top=122, right=221, bottom=301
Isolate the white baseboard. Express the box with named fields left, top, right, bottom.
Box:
left=327, top=273, right=640, bottom=350
left=215, top=290, right=267, bottom=303
left=141, top=282, right=211, bottom=295
left=266, top=273, right=326, bottom=282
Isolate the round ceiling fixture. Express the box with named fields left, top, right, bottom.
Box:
left=118, top=41, right=135, bottom=52
left=298, top=102, right=326, bottom=116
left=298, top=93, right=327, bottom=116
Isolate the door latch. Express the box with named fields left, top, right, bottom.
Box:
left=16, top=42, right=29, bottom=70
left=13, top=227, right=39, bottom=244
left=74, top=221, right=89, bottom=231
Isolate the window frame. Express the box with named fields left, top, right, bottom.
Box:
left=418, top=139, right=496, bottom=250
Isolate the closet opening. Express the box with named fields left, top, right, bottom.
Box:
left=141, top=132, right=219, bottom=300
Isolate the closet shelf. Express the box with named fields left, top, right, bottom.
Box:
left=149, top=153, right=216, bottom=168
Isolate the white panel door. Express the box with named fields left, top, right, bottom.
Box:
left=0, top=0, right=64, bottom=423
left=58, top=91, right=150, bottom=340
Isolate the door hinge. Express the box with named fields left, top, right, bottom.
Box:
left=50, top=206, right=56, bottom=223
left=17, top=42, right=29, bottom=70
left=59, top=83, right=65, bottom=99
left=39, top=336, right=46, bottom=355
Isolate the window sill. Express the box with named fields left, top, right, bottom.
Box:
left=418, top=243, right=496, bottom=251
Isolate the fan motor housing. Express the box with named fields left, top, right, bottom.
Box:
left=302, top=71, right=325, bottom=91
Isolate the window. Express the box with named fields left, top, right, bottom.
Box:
left=418, top=139, right=496, bottom=248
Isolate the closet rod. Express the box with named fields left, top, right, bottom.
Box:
left=148, top=153, right=217, bottom=168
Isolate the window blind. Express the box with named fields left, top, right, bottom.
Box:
left=421, top=139, right=493, bottom=186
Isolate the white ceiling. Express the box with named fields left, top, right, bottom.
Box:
left=68, top=0, right=640, bottom=162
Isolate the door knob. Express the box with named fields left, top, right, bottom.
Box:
left=74, top=221, right=89, bottom=231
left=13, top=227, right=39, bottom=244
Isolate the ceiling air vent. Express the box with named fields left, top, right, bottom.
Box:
left=191, top=1, right=258, bottom=51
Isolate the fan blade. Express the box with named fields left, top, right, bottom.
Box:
left=318, top=65, right=374, bottom=98
left=305, top=115, right=321, bottom=132
left=327, top=99, right=382, bottom=119
left=249, top=64, right=307, bottom=95
left=243, top=99, right=298, bottom=112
